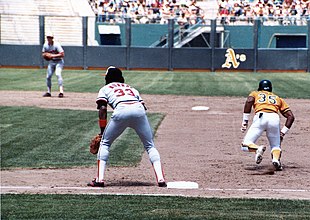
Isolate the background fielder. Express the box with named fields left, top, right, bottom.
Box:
left=88, top=66, right=166, bottom=187
left=241, top=79, right=295, bottom=171
left=42, top=32, right=65, bottom=98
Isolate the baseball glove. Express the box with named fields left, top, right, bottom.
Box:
left=43, top=53, right=53, bottom=61
left=89, top=134, right=102, bottom=154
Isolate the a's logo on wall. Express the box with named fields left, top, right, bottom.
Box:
left=222, top=48, right=246, bottom=69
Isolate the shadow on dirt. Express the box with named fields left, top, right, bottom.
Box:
left=244, top=163, right=303, bottom=175
left=105, top=181, right=154, bottom=187
left=244, top=165, right=276, bottom=175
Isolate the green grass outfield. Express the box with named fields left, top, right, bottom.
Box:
left=0, top=68, right=309, bottom=98
left=2, top=194, right=310, bottom=220
left=1, top=68, right=310, bottom=219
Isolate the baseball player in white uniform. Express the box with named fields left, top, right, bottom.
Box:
left=42, top=32, right=65, bottom=98
left=88, top=66, right=166, bottom=187
left=241, top=79, right=295, bottom=170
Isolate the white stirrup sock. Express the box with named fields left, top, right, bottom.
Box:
left=97, top=160, right=106, bottom=182
left=153, top=160, right=165, bottom=181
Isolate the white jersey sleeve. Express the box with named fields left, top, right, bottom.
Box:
left=42, top=42, right=64, bottom=55
left=96, top=83, right=143, bottom=109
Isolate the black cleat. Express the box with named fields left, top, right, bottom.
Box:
left=158, top=180, right=167, bottom=187
left=272, top=159, right=283, bottom=171
left=43, top=92, right=51, bottom=97
left=87, top=179, right=105, bottom=187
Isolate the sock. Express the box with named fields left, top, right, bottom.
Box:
left=153, top=160, right=165, bottom=182
left=47, top=87, right=51, bottom=93
left=97, top=160, right=106, bottom=182
left=59, top=86, right=64, bottom=93
left=242, top=143, right=259, bottom=152
left=272, top=149, right=281, bottom=161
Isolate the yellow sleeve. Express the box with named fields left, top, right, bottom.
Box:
left=249, top=91, right=257, bottom=98
left=279, top=98, right=290, bottom=114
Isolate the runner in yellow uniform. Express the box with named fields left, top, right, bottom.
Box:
left=241, top=79, right=295, bottom=170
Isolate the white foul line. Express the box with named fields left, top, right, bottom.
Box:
left=204, top=188, right=310, bottom=193
left=1, top=186, right=310, bottom=193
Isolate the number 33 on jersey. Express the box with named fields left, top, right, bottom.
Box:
left=249, top=90, right=290, bottom=114
left=97, top=83, right=143, bottom=109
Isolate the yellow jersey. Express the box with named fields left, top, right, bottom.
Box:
left=249, top=90, right=290, bottom=114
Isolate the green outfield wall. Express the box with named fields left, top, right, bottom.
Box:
left=94, top=23, right=308, bottom=48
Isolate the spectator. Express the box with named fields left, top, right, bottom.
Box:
left=217, top=0, right=309, bottom=25
left=219, top=1, right=230, bottom=24
left=97, top=2, right=105, bottom=22
left=107, top=3, right=116, bottom=23
left=159, top=3, right=172, bottom=24
left=289, top=4, right=298, bottom=24
left=177, top=10, right=188, bottom=26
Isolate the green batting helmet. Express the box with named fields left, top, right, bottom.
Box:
left=258, top=79, right=272, bottom=92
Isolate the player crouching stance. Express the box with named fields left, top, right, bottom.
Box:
left=88, top=66, right=166, bottom=187
left=240, top=79, right=295, bottom=171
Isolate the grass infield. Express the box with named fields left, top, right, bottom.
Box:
left=1, top=68, right=310, bottom=219
left=0, top=106, right=164, bottom=169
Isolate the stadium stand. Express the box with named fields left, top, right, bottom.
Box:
left=0, top=0, right=97, bottom=45
left=87, top=0, right=309, bottom=26
left=87, top=0, right=219, bottom=24
left=217, top=0, right=310, bottom=26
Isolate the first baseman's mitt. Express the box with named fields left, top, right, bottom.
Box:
left=43, top=53, right=53, bottom=61
left=89, top=134, right=102, bottom=154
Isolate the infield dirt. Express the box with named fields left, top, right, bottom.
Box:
left=1, top=91, right=310, bottom=199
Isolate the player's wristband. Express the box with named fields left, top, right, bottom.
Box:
left=99, top=119, right=107, bottom=135
left=99, top=119, right=107, bottom=127
left=281, top=126, right=289, bottom=135
left=242, top=113, right=250, bottom=123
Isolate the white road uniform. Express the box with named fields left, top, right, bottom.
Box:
left=96, top=82, right=164, bottom=183
left=42, top=41, right=64, bottom=89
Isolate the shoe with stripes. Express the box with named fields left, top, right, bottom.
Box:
left=255, top=145, right=266, bottom=164
left=272, top=159, right=283, bottom=171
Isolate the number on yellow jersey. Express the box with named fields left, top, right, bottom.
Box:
left=249, top=90, right=290, bottom=114
left=257, top=93, right=277, bottom=105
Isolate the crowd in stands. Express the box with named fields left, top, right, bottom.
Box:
left=218, top=0, right=310, bottom=25
left=88, top=0, right=309, bottom=25
left=88, top=0, right=205, bottom=25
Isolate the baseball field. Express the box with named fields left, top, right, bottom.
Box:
left=1, top=68, right=310, bottom=219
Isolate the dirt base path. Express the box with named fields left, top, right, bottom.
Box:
left=1, top=91, right=310, bottom=199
